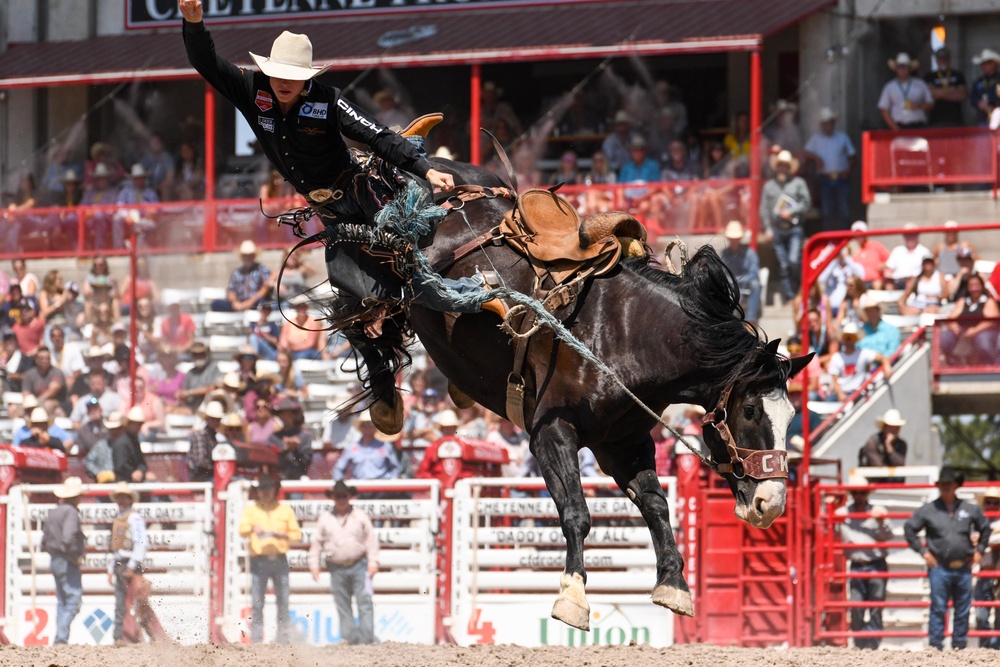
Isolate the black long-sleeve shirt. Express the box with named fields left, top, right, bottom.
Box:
left=111, top=432, right=148, bottom=482
left=904, top=497, right=991, bottom=564
left=182, top=20, right=431, bottom=196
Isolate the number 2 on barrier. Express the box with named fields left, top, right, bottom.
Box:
left=24, top=608, right=49, bottom=645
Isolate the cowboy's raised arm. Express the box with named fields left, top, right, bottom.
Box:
left=180, top=0, right=253, bottom=109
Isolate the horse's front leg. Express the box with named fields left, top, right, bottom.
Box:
left=596, top=436, right=694, bottom=617
left=531, top=417, right=592, bottom=631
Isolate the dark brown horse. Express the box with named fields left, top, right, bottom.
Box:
left=331, top=158, right=811, bottom=630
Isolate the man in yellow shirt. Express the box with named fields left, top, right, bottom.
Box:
left=238, top=475, right=301, bottom=643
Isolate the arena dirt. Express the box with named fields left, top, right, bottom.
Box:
left=2, top=642, right=997, bottom=667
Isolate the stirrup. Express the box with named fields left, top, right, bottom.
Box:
left=401, top=113, right=443, bottom=138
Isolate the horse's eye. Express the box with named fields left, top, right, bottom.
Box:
left=743, top=405, right=756, bottom=420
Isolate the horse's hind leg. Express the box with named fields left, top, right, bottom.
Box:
left=531, top=418, right=592, bottom=631
left=596, top=437, right=694, bottom=617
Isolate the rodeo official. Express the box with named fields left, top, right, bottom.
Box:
left=41, top=476, right=86, bottom=644
left=108, top=482, right=168, bottom=643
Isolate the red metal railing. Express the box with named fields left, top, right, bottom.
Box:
left=813, top=481, right=1000, bottom=646
left=0, top=180, right=754, bottom=261
left=861, top=127, right=999, bottom=204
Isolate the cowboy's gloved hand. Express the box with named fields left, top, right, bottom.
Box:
left=179, top=0, right=204, bottom=22
left=425, top=168, right=454, bottom=193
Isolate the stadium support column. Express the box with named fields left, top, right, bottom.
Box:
left=748, top=46, right=762, bottom=251
left=204, top=82, right=217, bottom=253
left=470, top=63, right=482, bottom=166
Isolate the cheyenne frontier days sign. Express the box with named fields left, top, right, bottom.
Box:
left=127, top=0, right=580, bottom=27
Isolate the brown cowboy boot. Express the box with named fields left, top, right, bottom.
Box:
left=370, top=391, right=404, bottom=435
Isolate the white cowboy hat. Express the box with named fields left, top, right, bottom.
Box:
left=239, top=240, right=258, bottom=256
left=768, top=149, right=800, bottom=174
left=222, top=372, right=244, bottom=390
left=250, top=31, right=331, bottom=81
left=944, top=219, right=959, bottom=229
left=876, top=408, right=907, bottom=428
left=29, top=407, right=51, bottom=425
left=847, top=473, right=869, bottom=488
left=973, top=48, right=1000, bottom=65
left=723, top=220, right=745, bottom=241
left=222, top=412, right=244, bottom=428
left=433, top=146, right=456, bottom=161
left=54, top=476, right=85, bottom=499
left=888, top=52, right=918, bottom=70
left=851, top=220, right=868, bottom=232
left=125, top=406, right=146, bottom=423
left=22, top=394, right=39, bottom=411
left=130, top=163, right=147, bottom=178
left=104, top=411, right=124, bottom=429
left=976, top=487, right=1000, bottom=501
left=109, top=482, right=139, bottom=503
left=819, top=107, right=838, bottom=123
left=613, top=110, right=633, bottom=125
left=841, top=322, right=861, bottom=338
left=93, top=163, right=113, bottom=179
left=434, top=409, right=461, bottom=428
left=201, top=401, right=227, bottom=421
left=858, top=293, right=881, bottom=310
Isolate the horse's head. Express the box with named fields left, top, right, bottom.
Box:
left=702, top=339, right=813, bottom=529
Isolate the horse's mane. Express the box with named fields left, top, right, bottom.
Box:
left=624, top=246, right=787, bottom=393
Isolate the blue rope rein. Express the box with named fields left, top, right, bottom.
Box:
left=374, top=181, right=710, bottom=462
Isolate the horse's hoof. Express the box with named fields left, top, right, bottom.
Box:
left=448, top=382, right=476, bottom=409
left=370, top=394, right=404, bottom=435
left=551, top=598, right=590, bottom=631
left=652, top=584, right=694, bottom=617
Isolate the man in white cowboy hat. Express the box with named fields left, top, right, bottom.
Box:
left=835, top=473, right=893, bottom=649
left=309, top=480, right=380, bottom=645
left=719, top=220, right=761, bottom=324
left=107, top=481, right=168, bottom=643
left=856, top=292, right=901, bottom=358
left=970, top=48, right=1000, bottom=125
left=116, top=163, right=159, bottom=206
left=111, top=406, right=150, bottom=483
left=885, top=222, right=933, bottom=289
left=188, top=400, right=226, bottom=483
left=333, top=410, right=400, bottom=482
left=858, top=408, right=908, bottom=484
left=181, top=0, right=472, bottom=436
left=759, top=149, right=811, bottom=302
left=20, top=406, right=67, bottom=452
left=212, top=239, right=272, bottom=312
left=42, top=476, right=86, bottom=644
left=905, top=467, right=991, bottom=650
left=826, top=321, right=891, bottom=403
left=804, top=107, right=856, bottom=232
left=924, top=47, right=967, bottom=128
left=878, top=52, right=934, bottom=130
left=602, top=110, right=637, bottom=173
left=974, top=486, right=1000, bottom=648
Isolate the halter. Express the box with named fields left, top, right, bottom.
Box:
left=702, top=386, right=789, bottom=481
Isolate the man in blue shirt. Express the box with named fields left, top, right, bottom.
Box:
left=720, top=221, right=761, bottom=324
left=858, top=294, right=901, bottom=358
left=619, top=136, right=661, bottom=201
left=333, top=411, right=400, bottom=481
left=804, top=108, right=856, bottom=232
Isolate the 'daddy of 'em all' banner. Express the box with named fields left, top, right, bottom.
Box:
left=127, top=0, right=583, bottom=28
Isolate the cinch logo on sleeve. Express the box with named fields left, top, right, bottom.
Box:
left=258, top=116, right=275, bottom=133
left=336, top=98, right=380, bottom=130
left=299, top=102, right=329, bottom=119
left=255, top=91, right=274, bottom=112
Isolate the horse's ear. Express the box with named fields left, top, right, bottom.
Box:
left=787, top=353, right=815, bottom=379
left=763, top=339, right=781, bottom=355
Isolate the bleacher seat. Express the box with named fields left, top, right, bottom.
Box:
left=164, top=413, right=197, bottom=438
left=974, top=259, right=997, bottom=276
left=198, top=287, right=228, bottom=308
left=160, top=288, right=202, bottom=312
left=882, top=314, right=920, bottom=330
left=204, top=310, right=249, bottom=335
left=208, top=335, right=247, bottom=357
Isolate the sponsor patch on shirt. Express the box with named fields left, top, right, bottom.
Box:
left=299, top=102, right=329, bottom=119
left=258, top=116, right=275, bottom=133
left=255, top=91, right=274, bottom=112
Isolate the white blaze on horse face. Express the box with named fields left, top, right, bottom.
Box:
left=742, top=389, right=793, bottom=528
